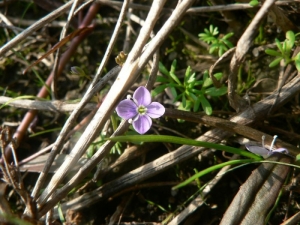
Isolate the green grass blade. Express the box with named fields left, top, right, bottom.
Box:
left=108, top=135, right=262, bottom=160
left=172, top=159, right=256, bottom=190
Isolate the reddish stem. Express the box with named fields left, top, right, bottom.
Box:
left=2, top=2, right=101, bottom=163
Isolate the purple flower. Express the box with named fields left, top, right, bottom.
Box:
left=116, top=86, right=165, bottom=134
left=245, top=135, right=288, bottom=158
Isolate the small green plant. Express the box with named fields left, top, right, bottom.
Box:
left=198, top=25, right=234, bottom=56
left=265, top=30, right=300, bottom=71
left=152, top=60, right=227, bottom=115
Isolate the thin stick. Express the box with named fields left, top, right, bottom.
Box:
left=0, top=96, right=96, bottom=112
left=52, top=0, right=81, bottom=99
left=0, top=0, right=78, bottom=57
left=93, top=0, right=130, bottom=83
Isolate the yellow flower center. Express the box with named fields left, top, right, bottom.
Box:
left=137, top=105, right=147, bottom=115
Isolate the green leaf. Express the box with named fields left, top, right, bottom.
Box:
left=193, top=80, right=203, bottom=86
left=169, top=60, right=182, bottom=85
left=203, top=70, right=209, bottom=80
left=189, top=92, right=198, bottom=101
left=294, top=53, right=300, bottom=72
left=174, top=93, right=183, bottom=102
left=152, top=83, right=180, bottom=97
left=184, top=66, right=192, bottom=84
left=296, top=154, right=300, bottom=165
left=249, top=0, right=259, bottom=7
left=282, top=41, right=287, bottom=53
left=222, top=39, right=233, bottom=48
left=170, top=86, right=178, bottom=99
left=186, top=73, right=196, bottom=84
left=170, top=59, right=177, bottom=74
left=169, top=72, right=182, bottom=86
left=193, top=97, right=201, bottom=112
left=265, top=49, right=282, bottom=57
left=178, top=100, right=192, bottom=111
left=152, top=85, right=167, bottom=97
left=212, top=26, right=219, bottom=36
left=218, top=47, right=225, bottom=57
left=205, top=86, right=228, bottom=96
left=209, top=25, right=214, bottom=33
left=286, top=30, right=295, bottom=51
left=275, top=38, right=283, bottom=53
left=222, top=32, right=234, bottom=40
left=269, top=57, right=282, bottom=67
left=214, top=72, right=223, bottom=80
left=190, top=88, right=202, bottom=95
left=182, top=94, right=186, bottom=107
left=200, top=95, right=212, bottom=115
left=156, top=75, right=169, bottom=83
left=209, top=45, right=218, bottom=54
left=203, top=73, right=222, bottom=88
left=159, top=62, right=170, bottom=76
left=295, top=60, right=300, bottom=72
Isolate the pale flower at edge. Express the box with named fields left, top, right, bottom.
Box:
left=116, top=86, right=165, bottom=134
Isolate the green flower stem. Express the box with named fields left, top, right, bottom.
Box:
left=172, top=159, right=256, bottom=190
left=163, top=108, right=297, bottom=156
left=109, top=135, right=261, bottom=160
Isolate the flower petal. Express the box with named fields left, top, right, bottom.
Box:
left=272, top=148, right=288, bottom=154
left=146, top=102, right=165, bottom=118
left=245, top=145, right=269, bottom=158
left=133, top=86, right=151, bottom=106
left=133, top=115, right=152, bottom=134
left=116, top=99, right=137, bottom=119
